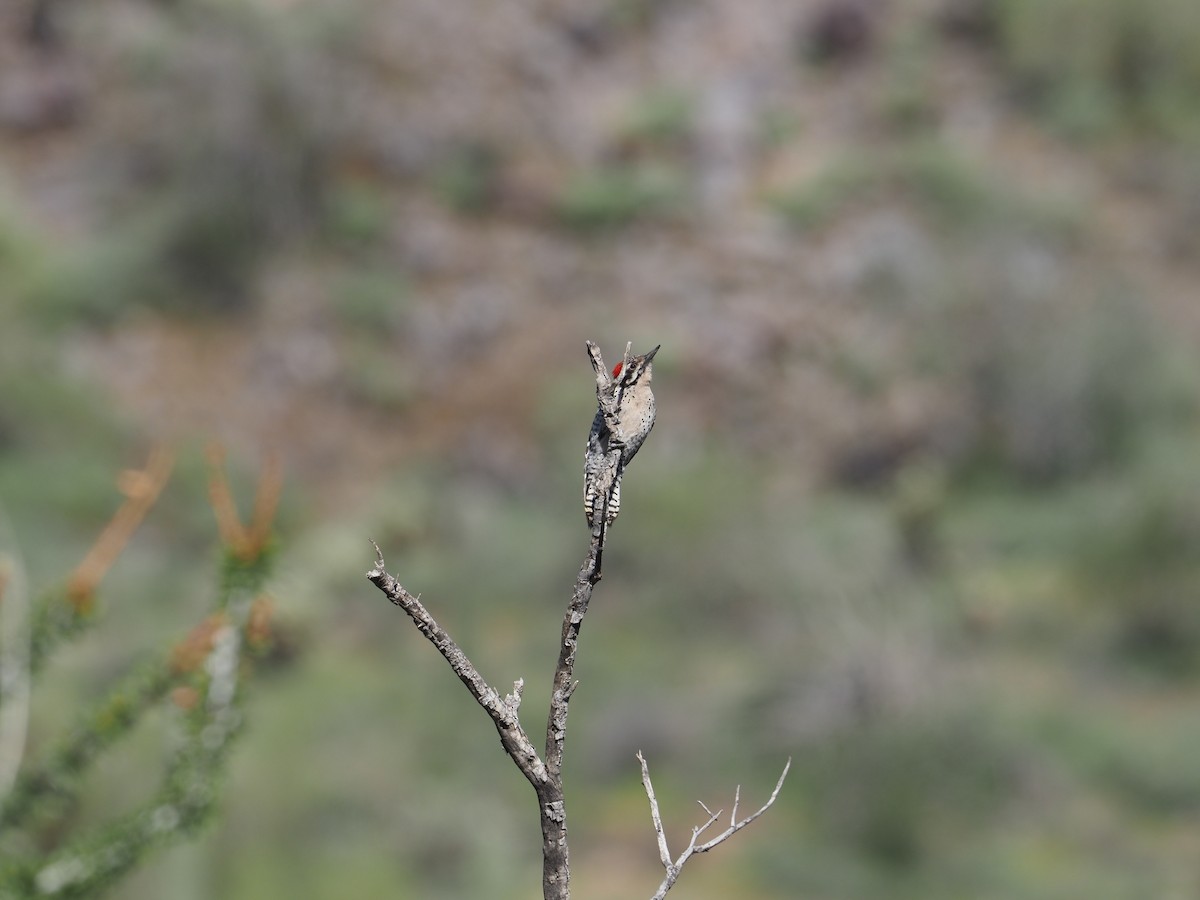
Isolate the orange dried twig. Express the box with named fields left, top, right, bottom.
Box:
left=170, top=685, right=201, bottom=711
left=205, top=443, right=245, bottom=552
left=246, top=451, right=283, bottom=555
left=170, top=613, right=228, bottom=675
left=206, top=444, right=282, bottom=562
left=67, top=444, right=174, bottom=610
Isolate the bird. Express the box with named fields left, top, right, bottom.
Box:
left=583, top=344, right=659, bottom=528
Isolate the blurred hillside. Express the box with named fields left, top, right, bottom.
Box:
left=3, top=0, right=1200, bottom=897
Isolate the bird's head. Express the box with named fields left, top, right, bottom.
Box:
left=613, top=344, right=659, bottom=385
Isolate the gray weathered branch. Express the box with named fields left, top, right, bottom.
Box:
left=366, top=541, right=549, bottom=791
left=367, top=529, right=604, bottom=900
left=638, top=751, right=792, bottom=900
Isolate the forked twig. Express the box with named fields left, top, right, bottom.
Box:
left=637, top=751, right=792, bottom=900
left=206, top=445, right=281, bottom=562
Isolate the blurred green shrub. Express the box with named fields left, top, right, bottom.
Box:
left=556, top=163, right=688, bottom=231
left=0, top=451, right=284, bottom=898
left=878, top=25, right=939, bottom=133
left=935, top=283, right=1192, bottom=483
left=26, top=0, right=353, bottom=321
left=432, top=143, right=503, bottom=215
left=770, top=155, right=877, bottom=231
left=990, top=0, right=1200, bottom=140
left=1070, top=444, right=1200, bottom=677
left=1032, top=702, right=1200, bottom=815
left=804, top=710, right=1021, bottom=869
left=616, top=89, right=695, bottom=152
left=770, top=141, right=1079, bottom=236
left=333, top=265, right=410, bottom=335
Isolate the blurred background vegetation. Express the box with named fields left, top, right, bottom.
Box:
left=2, top=0, right=1200, bottom=896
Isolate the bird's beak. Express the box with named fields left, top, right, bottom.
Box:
left=644, top=344, right=661, bottom=362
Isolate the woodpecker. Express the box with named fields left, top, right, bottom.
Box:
left=583, top=343, right=659, bottom=528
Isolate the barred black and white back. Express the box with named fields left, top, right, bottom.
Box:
left=583, top=344, right=659, bottom=528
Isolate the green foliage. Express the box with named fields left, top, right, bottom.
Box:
left=432, top=143, right=503, bottom=214
left=617, top=89, right=695, bottom=150
left=769, top=155, right=877, bottom=231
left=804, top=710, right=1020, bottom=869
left=1066, top=443, right=1200, bottom=677
left=0, top=513, right=278, bottom=898
left=756, top=108, right=803, bottom=150
left=333, top=266, right=410, bottom=336
left=0, top=663, right=175, bottom=830
left=17, top=222, right=172, bottom=328
left=28, top=590, right=97, bottom=676
left=607, top=0, right=674, bottom=32
left=10, top=0, right=350, bottom=324
left=878, top=25, right=939, bottom=133
left=0, top=361, right=126, bottom=461
left=991, top=0, right=1200, bottom=140
left=770, top=141, right=1081, bottom=236
left=556, top=163, right=688, bottom=231
left=932, top=282, right=1191, bottom=483
left=328, top=264, right=414, bottom=410
left=325, top=181, right=391, bottom=248
left=1026, top=698, right=1200, bottom=817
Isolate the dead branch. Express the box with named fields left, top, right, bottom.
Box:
left=365, top=540, right=549, bottom=789
left=366, top=342, right=635, bottom=900
left=638, top=751, right=792, bottom=900
left=366, top=339, right=783, bottom=900
left=367, top=528, right=602, bottom=899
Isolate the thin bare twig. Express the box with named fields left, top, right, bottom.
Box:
left=637, top=751, right=672, bottom=869
left=638, top=753, right=792, bottom=900
left=544, top=528, right=601, bottom=783
left=365, top=541, right=548, bottom=789
left=694, top=758, right=791, bottom=853
left=367, top=537, right=578, bottom=898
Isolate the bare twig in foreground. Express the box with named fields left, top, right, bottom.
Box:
left=637, top=751, right=792, bottom=900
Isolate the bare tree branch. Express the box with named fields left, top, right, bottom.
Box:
left=544, top=527, right=604, bottom=779
left=370, top=340, right=785, bottom=900
left=365, top=343, right=642, bottom=898
left=693, top=759, right=791, bottom=853
left=365, top=541, right=549, bottom=791
left=636, top=750, right=673, bottom=870
left=367, top=526, right=609, bottom=900
left=534, top=527, right=603, bottom=897
left=638, top=752, right=792, bottom=900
